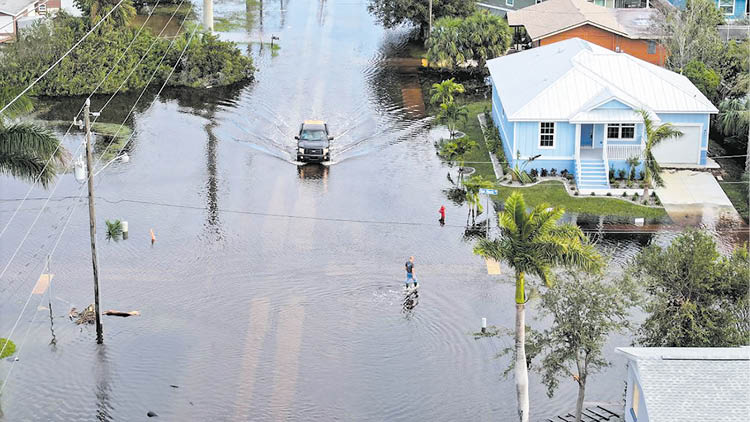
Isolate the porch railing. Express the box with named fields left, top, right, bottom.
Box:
left=607, top=144, right=643, bottom=161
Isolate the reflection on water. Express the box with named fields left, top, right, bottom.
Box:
left=3, top=1, right=749, bottom=421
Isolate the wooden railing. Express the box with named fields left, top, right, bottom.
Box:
left=607, top=144, right=643, bottom=161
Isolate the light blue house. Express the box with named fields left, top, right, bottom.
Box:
left=617, top=347, right=750, bottom=422
left=486, top=38, right=718, bottom=190
left=668, top=0, right=748, bottom=21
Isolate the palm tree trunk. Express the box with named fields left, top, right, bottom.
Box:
left=515, top=272, right=529, bottom=422
left=643, top=169, right=650, bottom=198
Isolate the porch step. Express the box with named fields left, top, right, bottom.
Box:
left=577, top=159, right=609, bottom=189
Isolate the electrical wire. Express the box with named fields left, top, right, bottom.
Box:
left=0, top=0, right=126, bottom=115
left=0, top=0, right=165, bottom=244
left=0, top=1, right=193, bottom=366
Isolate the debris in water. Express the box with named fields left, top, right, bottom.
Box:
left=70, top=305, right=97, bottom=325
left=103, top=310, right=140, bottom=317
left=170, top=384, right=179, bottom=388
left=147, top=410, right=158, bottom=417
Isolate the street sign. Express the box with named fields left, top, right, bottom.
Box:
left=479, top=188, right=498, bottom=195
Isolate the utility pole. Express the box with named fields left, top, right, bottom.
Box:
left=428, top=0, right=433, bottom=37
left=203, top=0, right=214, bottom=31
left=83, top=99, right=103, bottom=344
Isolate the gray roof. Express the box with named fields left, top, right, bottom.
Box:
left=617, top=347, right=750, bottom=422
left=0, top=0, right=37, bottom=16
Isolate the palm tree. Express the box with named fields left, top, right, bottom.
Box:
left=474, top=192, right=603, bottom=422
left=0, top=88, right=68, bottom=187
left=463, top=175, right=494, bottom=227
left=717, top=97, right=750, bottom=172
left=437, top=101, right=468, bottom=139
left=75, top=0, right=137, bottom=27
left=461, top=10, right=511, bottom=69
left=638, top=109, right=682, bottom=198
left=426, top=17, right=465, bottom=69
left=625, top=156, right=641, bottom=181
left=439, top=136, right=477, bottom=187
left=429, top=78, right=465, bottom=107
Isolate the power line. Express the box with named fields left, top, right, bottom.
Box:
left=0, top=2, right=191, bottom=359
left=0, top=2, right=185, bottom=288
left=0, top=0, right=165, bottom=244
left=0, top=0, right=126, bottom=116
left=0, top=3, right=200, bottom=372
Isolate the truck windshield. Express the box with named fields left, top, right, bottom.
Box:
left=300, top=129, right=327, bottom=141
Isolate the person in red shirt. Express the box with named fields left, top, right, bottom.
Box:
left=438, top=205, right=446, bottom=226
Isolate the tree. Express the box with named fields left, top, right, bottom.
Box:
left=0, top=88, right=68, bottom=187
left=74, top=0, right=137, bottom=27
left=367, top=0, right=476, bottom=40
left=437, top=101, right=468, bottom=139
left=655, top=0, right=724, bottom=72
left=682, top=59, right=720, bottom=102
left=717, top=97, right=750, bottom=171
left=625, top=230, right=750, bottom=347
left=430, top=78, right=465, bottom=107
left=534, top=269, right=636, bottom=422
left=462, top=175, right=494, bottom=226
left=625, top=156, right=641, bottom=181
left=439, top=135, right=477, bottom=186
left=473, top=192, right=603, bottom=422
left=637, top=109, right=682, bottom=197
left=426, top=10, right=511, bottom=69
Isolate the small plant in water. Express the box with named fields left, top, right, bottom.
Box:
left=105, top=219, right=123, bottom=241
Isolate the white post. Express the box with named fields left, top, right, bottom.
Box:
left=203, top=0, right=213, bottom=31
left=574, top=123, right=581, bottom=186
left=481, top=317, right=487, bottom=333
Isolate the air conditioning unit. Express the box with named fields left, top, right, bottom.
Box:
left=615, top=46, right=621, bottom=53
left=38, top=4, right=47, bottom=14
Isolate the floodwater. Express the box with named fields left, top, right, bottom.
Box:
left=0, top=1, right=747, bottom=420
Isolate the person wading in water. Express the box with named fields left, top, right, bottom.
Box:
left=405, top=256, right=417, bottom=288
left=438, top=205, right=446, bottom=226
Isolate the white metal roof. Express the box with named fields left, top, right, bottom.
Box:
left=0, top=0, right=37, bottom=16
left=486, top=38, right=718, bottom=121
left=617, top=347, right=750, bottom=421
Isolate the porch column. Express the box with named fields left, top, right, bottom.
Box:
left=574, top=123, right=581, bottom=161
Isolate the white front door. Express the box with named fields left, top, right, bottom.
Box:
left=652, top=125, right=701, bottom=164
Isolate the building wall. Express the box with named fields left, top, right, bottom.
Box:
left=538, top=24, right=666, bottom=66
left=624, top=364, right=649, bottom=422
left=515, top=121, right=577, bottom=158
left=0, top=0, right=61, bottom=43
left=656, top=113, right=711, bottom=165
left=491, top=85, right=517, bottom=168
left=668, top=0, right=748, bottom=20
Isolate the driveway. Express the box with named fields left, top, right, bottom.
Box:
left=655, top=170, right=741, bottom=225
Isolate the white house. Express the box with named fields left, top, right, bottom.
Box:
left=0, top=0, right=61, bottom=43
left=617, top=347, right=750, bottom=422
left=486, top=38, right=718, bottom=190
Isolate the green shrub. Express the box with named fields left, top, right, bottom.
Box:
left=0, top=338, right=16, bottom=359
left=0, top=13, right=254, bottom=96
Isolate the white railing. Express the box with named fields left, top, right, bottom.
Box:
left=607, top=144, right=643, bottom=161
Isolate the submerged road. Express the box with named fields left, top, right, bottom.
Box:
left=1, top=1, right=731, bottom=420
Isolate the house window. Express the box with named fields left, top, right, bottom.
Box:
left=607, top=124, right=620, bottom=139
left=719, top=0, right=734, bottom=14
left=507, top=0, right=514, bottom=6
left=539, top=122, right=555, bottom=148
left=607, top=123, right=635, bottom=140
left=648, top=40, right=655, bottom=54
left=631, top=383, right=640, bottom=419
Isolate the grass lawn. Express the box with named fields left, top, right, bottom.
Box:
left=496, top=181, right=667, bottom=219
left=453, top=100, right=667, bottom=219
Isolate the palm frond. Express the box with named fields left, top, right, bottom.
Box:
left=0, top=153, right=58, bottom=187
left=0, top=123, right=69, bottom=165
left=0, top=86, right=34, bottom=120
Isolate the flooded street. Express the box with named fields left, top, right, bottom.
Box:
left=0, top=1, right=747, bottom=420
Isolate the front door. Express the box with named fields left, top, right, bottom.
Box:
left=581, top=124, right=593, bottom=148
